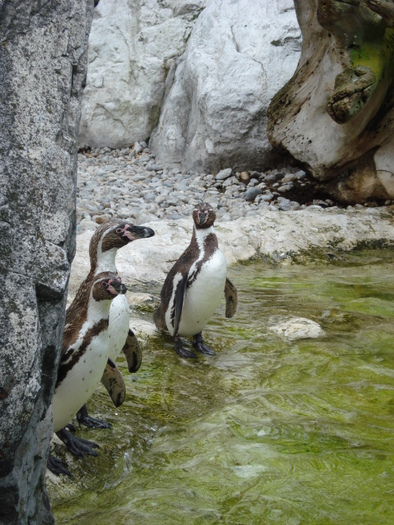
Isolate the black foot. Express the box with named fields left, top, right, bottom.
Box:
left=77, top=404, right=111, bottom=429
left=174, top=335, right=197, bottom=358
left=192, top=333, right=215, bottom=355
left=56, top=428, right=99, bottom=457
left=47, top=455, right=71, bottom=477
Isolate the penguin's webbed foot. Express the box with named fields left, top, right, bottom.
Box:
left=77, top=404, right=111, bottom=429
left=47, top=455, right=71, bottom=476
left=192, top=333, right=215, bottom=356
left=56, top=428, right=99, bottom=457
left=174, top=335, right=197, bottom=358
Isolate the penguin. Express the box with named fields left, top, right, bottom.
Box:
left=153, top=202, right=237, bottom=358
left=48, top=273, right=127, bottom=476
left=72, top=220, right=155, bottom=428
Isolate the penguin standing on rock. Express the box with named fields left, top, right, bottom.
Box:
left=48, top=273, right=127, bottom=476
left=72, top=220, right=155, bottom=429
left=153, top=203, right=237, bottom=358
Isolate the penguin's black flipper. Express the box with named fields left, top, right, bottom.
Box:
left=224, top=277, right=238, bottom=318
left=76, top=404, right=112, bottom=429
left=101, top=358, right=126, bottom=407
left=56, top=428, right=99, bottom=457
left=122, top=329, right=142, bottom=373
left=173, top=274, right=188, bottom=336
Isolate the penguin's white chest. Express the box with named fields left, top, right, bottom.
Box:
left=52, top=329, right=110, bottom=432
left=108, top=294, right=130, bottom=361
left=177, top=250, right=227, bottom=337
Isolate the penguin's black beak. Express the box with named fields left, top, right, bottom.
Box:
left=196, top=209, right=209, bottom=226
left=117, top=224, right=155, bottom=241
left=110, top=278, right=128, bottom=295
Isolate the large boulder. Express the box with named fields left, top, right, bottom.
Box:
left=78, top=0, right=206, bottom=149
left=150, top=0, right=302, bottom=172
left=0, top=1, right=94, bottom=523
left=267, top=0, right=394, bottom=204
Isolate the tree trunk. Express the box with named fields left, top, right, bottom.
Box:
left=267, top=0, right=394, bottom=204
left=0, top=1, right=95, bottom=523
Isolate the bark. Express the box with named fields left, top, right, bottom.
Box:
left=267, top=0, right=394, bottom=203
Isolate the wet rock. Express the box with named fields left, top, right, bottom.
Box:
left=269, top=317, right=325, bottom=340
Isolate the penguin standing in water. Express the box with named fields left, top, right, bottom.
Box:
left=72, top=221, right=155, bottom=429
left=153, top=203, right=237, bottom=358
left=48, top=273, right=127, bottom=476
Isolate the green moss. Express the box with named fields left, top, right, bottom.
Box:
left=49, top=249, right=394, bottom=525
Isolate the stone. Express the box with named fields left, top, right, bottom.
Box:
left=215, top=168, right=233, bottom=180
left=150, top=0, right=301, bottom=172
left=243, top=187, right=262, bottom=202
left=269, top=316, right=325, bottom=341
left=133, top=142, right=144, bottom=155
left=0, top=1, right=94, bottom=523
left=239, top=171, right=251, bottom=183
left=78, top=0, right=207, bottom=149
left=267, top=0, right=394, bottom=204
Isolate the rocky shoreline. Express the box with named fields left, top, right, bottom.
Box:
left=77, top=145, right=393, bottom=234
left=71, top=146, right=394, bottom=300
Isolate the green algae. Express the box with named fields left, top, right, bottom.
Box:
left=49, top=249, right=394, bottom=525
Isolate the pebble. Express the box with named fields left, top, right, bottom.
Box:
left=76, top=146, right=391, bottom=232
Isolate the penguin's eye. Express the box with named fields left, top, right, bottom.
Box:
left=116, top=228, right=123, bottom=234
left=101, top=281, right=108, bottom=287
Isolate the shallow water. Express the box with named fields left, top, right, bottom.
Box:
left=49, top=249, right=394, bottom=525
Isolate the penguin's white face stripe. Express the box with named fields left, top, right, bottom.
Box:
left=95, top=247, right=117, bottom=275
left=94, top=227, right=118, bottom=275
left=188, top=225, right=215, bottom=280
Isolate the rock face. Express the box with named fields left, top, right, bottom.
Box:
left=267, top=0, right=394, bottom=204
left=78, top=0, right=301, bottom=172
left=0, top=2, right=94, bottom=524
left=78, top=0, right=206, bottom=149
left=150, top=0, right=302, bottom=172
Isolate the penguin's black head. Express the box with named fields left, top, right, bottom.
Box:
left=193, top=203, right=216, bottom=229
left=91, top=221, right=155, bottom=259
left=92, top=273, right=128, bottom=301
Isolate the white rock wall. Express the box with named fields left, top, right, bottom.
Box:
left=79, top=0, right=301, bottom=173
left=150, top=0, right=302, bottom=172
left=79, top=0, right=206, bottom=148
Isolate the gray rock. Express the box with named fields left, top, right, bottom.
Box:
left=0, top=1, right=94, bottom=523
left=79, top=0, right=206, bottom=148
left=134, top=142, right=144, bottom=155
left=215, top=168, right=233, bottom=180
left=150, top=0, right=301, bottom=171
left=243, top=187, right=263, bottom=201
left=269, top=316, right=325, bottom=341
left=277, top=182, right=294, bottom=192
left=277, top=197, right=293, bottom=211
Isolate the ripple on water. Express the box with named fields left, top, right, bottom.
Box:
left=49, top=249, right=394, bottom=525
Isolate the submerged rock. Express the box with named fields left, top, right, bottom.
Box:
left=269, top=316, right=325, bottom=341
